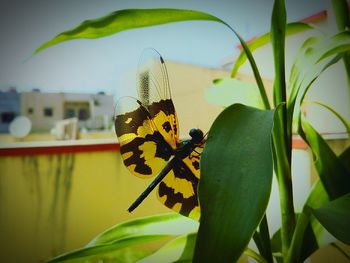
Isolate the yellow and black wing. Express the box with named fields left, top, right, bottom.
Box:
left=115, top=97, right=174, bottom=178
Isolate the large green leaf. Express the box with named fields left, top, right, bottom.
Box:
left=34, top=8, right=223, bottom=54
left=194, top=104, right=274, bottom=262
left=140, top=231, right=269, bottom=263
left=88, top=213, right=198, bottom=246
left=48, top=235, right=168, bottom=262
left=47, top=213, right=198, bottom=262
left=33, top=8, right=270, bottom=110
left=300, top=118, right=350, bottom=199
left=311, top=192, right=350, bottom=245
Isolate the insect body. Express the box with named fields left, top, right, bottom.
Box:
left=114, top=49, right=204, bottom=219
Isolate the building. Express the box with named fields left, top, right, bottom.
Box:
left=0, top=90, right=115, bottom=133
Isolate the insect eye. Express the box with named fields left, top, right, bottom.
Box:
left=189, top=128, right=204, bottom=143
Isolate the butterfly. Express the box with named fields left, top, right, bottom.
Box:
left=114, top=48, right=205, bottom=220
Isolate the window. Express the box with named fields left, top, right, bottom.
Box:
left=78, top=108, right=89, bottom=120
left=27, top=108, right=34, bottom=114
left=43, top=107, right=53, bottom=117
left=65, top=108, right=75, bottom=119
left=1, top=112, right=15, bottom=123
left=64, top=102, right=90, bottom=120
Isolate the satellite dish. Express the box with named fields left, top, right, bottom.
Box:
left=9, top=116, right=32, bottom=138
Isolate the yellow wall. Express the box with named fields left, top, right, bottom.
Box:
left=0, top=149, right=171, bottom=263
left=165, top=61, right=273, bottom=136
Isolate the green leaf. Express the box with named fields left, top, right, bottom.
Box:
left=229, top=29, right=270, bottom=110
left=286, top=147, right=350, bottom=262
left=339, top=146, right=350, bottom=173
left=271, top=0, right=286, bottom=106
left=48, top=235, right=168, bottom=263
left=194, top=104, right=274, bottom=262
left=305, top=100, right=350, bottom=135
left=305, top=180, right=329, bottom=248
left=34, top=8, right=224, bottom=54
left=204, top=78, right=265, bottom=109
left=139, top=233, right=197, bottom=263
left=33, top=7, right=271, bottom=109
left=288, top=31, right=350, bottom=131
left=300, top=118, right=350, bottom=199
left=311, top=192, right=350, bottom=245
left=274, top=214, right=319, bottom=263
left=284, top=180, right=329, bottom=263
left=332, top=0, right=350, bottom=31
left=331, top=0, right=350, bottom=104
left=140, top=232, right=269, bottom=263
left=305, top=180, right=330, bottom=210
left=47, top=213, right=198, bottom=262
left=271, top=229, right=283, bottom=263
left=231, top=22, right=313, bottom=77
left=88, top=213, right=198, bottom=246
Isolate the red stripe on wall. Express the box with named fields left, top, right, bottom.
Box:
left=0, top=138, right=308, bottom=157
left=292, top=137, right=308, bottom=150
left=301, top=10, right=327, bottom=24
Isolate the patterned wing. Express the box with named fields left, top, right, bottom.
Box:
left=114, top=96, right=175, bottom=179
left=137, top=48, right=179, bottom=149
left=157, top=144, right=204, bottom=220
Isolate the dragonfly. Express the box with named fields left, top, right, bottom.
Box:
left=114, top=48, right=205, bottom=220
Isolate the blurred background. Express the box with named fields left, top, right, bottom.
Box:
left=0, top=0, right=349, bottom=262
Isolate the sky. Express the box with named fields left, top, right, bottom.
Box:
left=0, top=0, right=328, bottom=98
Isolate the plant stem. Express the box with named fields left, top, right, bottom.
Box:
left=285, top=206, right=311, bottom=263
left=270, top=0, right=296, bottom=259
left=272, top=127, right=295, bottom=259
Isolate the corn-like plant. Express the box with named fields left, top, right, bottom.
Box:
left=37, top=1, right=350, bottom=262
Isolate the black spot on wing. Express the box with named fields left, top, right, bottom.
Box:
left=162, top=121, right=171, bottom=132
left=192, top=160, right=200, bottom=170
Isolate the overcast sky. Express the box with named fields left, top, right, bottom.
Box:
left=0, top=0, right=327, bottom=97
